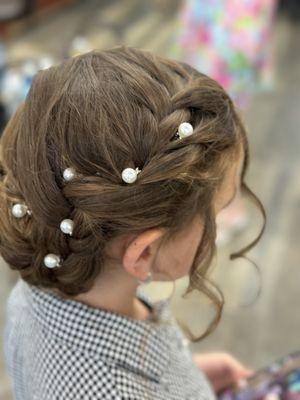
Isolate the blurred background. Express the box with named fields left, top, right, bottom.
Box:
left=0, top=0, right=299, bottom=399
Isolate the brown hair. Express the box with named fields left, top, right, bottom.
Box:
left=0, top=46, right=265, bottom=340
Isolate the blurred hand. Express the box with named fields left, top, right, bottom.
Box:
left=193, top=352, right=254, bottom=394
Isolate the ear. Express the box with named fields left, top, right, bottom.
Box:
left=122, top=228, right=165, bottom=281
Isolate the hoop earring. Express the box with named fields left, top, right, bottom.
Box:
left=137, top=271, right=153, bottom=285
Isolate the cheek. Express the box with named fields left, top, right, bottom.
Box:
left=157, top=220, right=204, bottom=280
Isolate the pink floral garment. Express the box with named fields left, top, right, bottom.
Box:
left=170, top=0, right=278, bottom=109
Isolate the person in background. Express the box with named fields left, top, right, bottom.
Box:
left=170, top=0, right=277, bottom=245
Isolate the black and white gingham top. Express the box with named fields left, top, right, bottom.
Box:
left=3, top=278, right=216, bottom=400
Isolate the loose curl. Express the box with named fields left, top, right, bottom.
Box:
left=0, top=46, right=265, bottom=340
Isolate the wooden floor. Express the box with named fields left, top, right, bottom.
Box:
left=1, top=1, right=300, bottom=398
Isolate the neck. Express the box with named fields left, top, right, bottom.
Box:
left=70, top=268, right=151, bottom=321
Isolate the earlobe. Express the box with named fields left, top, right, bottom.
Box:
left=122, top=229, right=164, bottom=281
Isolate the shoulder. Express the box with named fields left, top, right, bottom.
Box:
left=4, top=280, right=123, bottom=399
left=34, top=336, right=164, bottom=400
left=34, top=336, right=122, bottom=400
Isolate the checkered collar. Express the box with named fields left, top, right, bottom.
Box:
left=22, top=279, right=172, bottom=382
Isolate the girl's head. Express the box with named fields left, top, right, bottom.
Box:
left=0, top=46, right=265, bottom=338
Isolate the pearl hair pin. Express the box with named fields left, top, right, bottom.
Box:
left=60, top=219, right=74, bottom=236
left=63, top=167, right=76, bottom=181
left=43, top=253, right=62, bottom=269
left=176, top=122, right=194, bottom=139
left=12, top=203, right=32, bottom=218
left=121, top=167, right=141, bottom=184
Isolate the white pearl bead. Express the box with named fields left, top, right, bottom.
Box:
left=177, top=122, right=194, bottom=139
left=43, top=254, right=62, bottom=269
left=12, top=204, right=29, bottom=218
left=63, top=167, right=76, bottom=181
left=121, top=167, right=141, bottom=184
left=60, top=219, right=74, bottom=236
